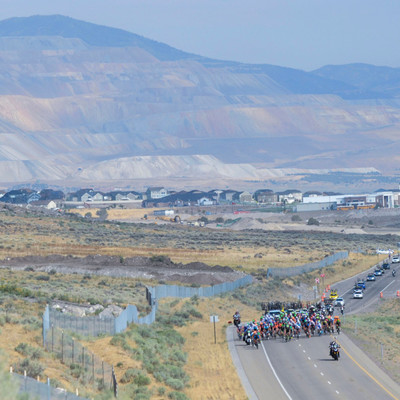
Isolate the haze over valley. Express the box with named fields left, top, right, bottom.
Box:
left=0, top=15, right=400, bottom=191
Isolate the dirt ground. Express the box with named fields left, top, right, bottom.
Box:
left=0, top=254, right=245, bottom=285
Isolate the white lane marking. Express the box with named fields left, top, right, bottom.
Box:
left=261, top=342, right=293, bottom=400
left=299, top=344, right=301, bottom=347
left=382, top=280, right=396, bottom=293
left=328, top=381, right=332, bottom=385
left=320, top=372, right=324, bottom=376
left=303, top=350, right=306, bottom=353
left=314, top=364, right=317, bottom=368
left=307, top=356, right=311, bottom=360
left=336, top=390, right=340, bottom=394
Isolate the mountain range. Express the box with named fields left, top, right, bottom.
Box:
left=0, top=15, right=400, bottom=191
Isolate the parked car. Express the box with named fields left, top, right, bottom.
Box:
left=382, top=263, right=391, bottom=270
left=367, top=273, right=376, bottom=281
left=353, top=289, right=364, bottom=299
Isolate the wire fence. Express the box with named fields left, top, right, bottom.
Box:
left=148, top=274, right=253, bottom=299
left=14, top=372, right=88, bottom=400
left=44, top=326, right=116, bottom=394
left=266, top=251, right=349, bottom=278
left=43, top=274, right=253, bottom=341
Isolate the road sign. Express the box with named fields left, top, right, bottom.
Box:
left=315, top=278, right=320, bottom=284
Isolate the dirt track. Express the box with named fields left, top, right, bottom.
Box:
left=0, top=254, right=245, bottom=285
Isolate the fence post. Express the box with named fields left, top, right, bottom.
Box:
left=51, top=324, right=54, bottom=353
left=102, top=361, right=105, bottom=389
left=61, top=330, right=64, bottom=364
left=47, top=377, right=51, bottom=400
left=72, top=339, right=74, bottom=364
left=82, top=347, right=85, bottom=369
left=92, top=354, right=95, bottom=385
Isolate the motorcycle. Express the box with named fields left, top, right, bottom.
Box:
left=330, top=344, right=340, bottom=361
left=392, top=270, right=396, bottom=277
left=245, top=331, right=252, bottom=346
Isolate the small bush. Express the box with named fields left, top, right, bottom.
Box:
left=120, top=368, right=142, bottom=384
left=307, top=217, right=320, bottom=226
left=134, top=373, right=151, bottom=386
left=291, top=214, right=301, bottom=221
left=168, top=391, right=190, bottom=400
left=36, top=275, right=50, bottom=281
left=13, top=358, right=44, bottom=378
left=165, top=377, right=185, bottom=390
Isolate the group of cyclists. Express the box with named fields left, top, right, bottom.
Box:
left=233, top=301, right=342, bottom=349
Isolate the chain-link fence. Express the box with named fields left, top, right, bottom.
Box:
left=148, top=274, right=253, bottom=299
left=44, top=326, right=115, bottom=394
left=266, top=251, right=348, bottom=278
left=43, top=274, right=253, bottom=342
left=14, top=372, right=88, bottom=400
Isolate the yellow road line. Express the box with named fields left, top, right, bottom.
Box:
left=334, top=336, right=399, bottom=400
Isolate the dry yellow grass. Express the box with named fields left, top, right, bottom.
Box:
left=0, top=323, right=75, bottom=392
left=176, top=297, right=257, bottom=400
left=293, top=253, right=387, bottom=291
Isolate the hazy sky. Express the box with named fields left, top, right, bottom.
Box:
left=0, top=0, right=399, bottom=71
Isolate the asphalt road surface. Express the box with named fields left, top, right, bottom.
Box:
left=228, top=260, right=400, bottom=399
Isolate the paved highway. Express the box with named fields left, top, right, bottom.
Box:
left=228, top=259, right=400, bottom=399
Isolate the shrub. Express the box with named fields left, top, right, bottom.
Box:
left=13, top=358, right=44, bottom=378
left=120, top=368, right=141, bottom=384
left=14, top=343, right=42, bottom=359
left=165, top=377, right=185, bottom=390
left=134, top=373, right=151, bottom=386
left=36, top=275, right=50, bottom=281
left=307, top=217, right=320, bottom=226
left=168, top=391, right=190, bottom=400
left=291, top=214, right=301, bottom=221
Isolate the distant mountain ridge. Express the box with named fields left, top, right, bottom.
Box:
left=0, top=15, right=399, bottom=191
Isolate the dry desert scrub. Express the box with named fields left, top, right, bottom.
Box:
left=344, top=299, right=400, bottom=384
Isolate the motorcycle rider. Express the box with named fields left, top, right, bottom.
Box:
left=329, top=338, right=340, bottom=358
left=392, top=270, right=396, bottom=277
left=233, top=310, right=241, bottom=327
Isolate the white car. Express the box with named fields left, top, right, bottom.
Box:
left=334, top=297, right=345, bottom=307
left=353, top=289, right=363, bottom=299
left=392, top=256, right=400, bottom=263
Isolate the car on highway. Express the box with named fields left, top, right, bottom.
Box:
left=334, top=297, right=345, bottom=307
left=392, top=256, right=400, bottom=263
left=382, top=263, right=391, bottom=270
left=356, top=280, right=366, bottom=290
left=353, top=289, right=364, bottom=299
left=268, top=310, right=281, bottom=318
left=374, top=269, right=383, bottom=276
left=367, top=273, right=376, bottom=281
left=329, top=289, right=338, bottom=300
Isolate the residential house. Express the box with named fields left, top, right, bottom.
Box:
left=27, top=192, right=41, bottom=204
left=277, top=190, right=303, bottom=204
left=197, top=197, right=213, bottom=206
left=29, top=200, right=58, bottom=210
left=115, top=192, right=140, bottom=201
left=238, top=191, right=253, bottom=203
left=255, top=190, right=278, bottom=204
left=146, top=187, right=168, bottom=200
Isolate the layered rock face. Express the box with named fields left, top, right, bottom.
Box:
left=0, top=15, right=399, bottom=188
